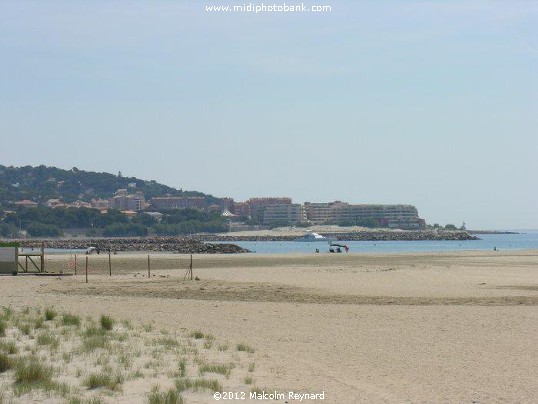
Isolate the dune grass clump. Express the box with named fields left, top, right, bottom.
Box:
left=0, top=320, right=6, bottom=337
left=18, top=323, right=32, bottom=336
left=84, top=325, right=107, bottom=338
left=14, top=357, right=53, bottom=383
left=81, top=323, right=110, bottom=352
left=68, top=398, right=103, bottom=404
left=198, top=363, right=234, bottom=378
left=143, top=324, right=153, bottom=332
left=36, top=332, right=59, bottom=349
left=82, top=335, right=108, bottom=352
left=33, top=317, right=44, bottom=330
left=62, top=313, right=81, bottom=327
left=100, top=315, right=114, bottom=331
left=1, top=307, right=14, bottom=319
left=178, top=358, right=187, bottom=378
left=175, top=378, right=222, bottom=393
left=189, top=330, right=205, bottom=339
left=148, top=388, right=184, bottom=404
left=156, top=337, right=180, bottom=348
left=12, top=357, right=68, bottom=396
left=45, top=308, right=57, bottom=321
left=0, top=340, right=18, bottom=355
left=84, top=371, right=123, bottom=391
left=0, top=352, right=13, bottom=373
left=236, top=343, right=255, bottom=353
left=203, top=340, right=213, bottom=349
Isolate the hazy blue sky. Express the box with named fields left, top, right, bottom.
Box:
left=0, top=1, right=536, bottom=229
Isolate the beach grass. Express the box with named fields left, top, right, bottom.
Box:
left=44, top=308, right=57, bottom=321
left=0, top=306, right=261, bottom=402
left=198, top=362, right=234, bottom=378
left=237, top=343, right=255, bottom=353
left=175, top=377, right=222, bottom=393
left=148, top=388, right=184, bottom=404
left=99, top=315, right=114, bottom=331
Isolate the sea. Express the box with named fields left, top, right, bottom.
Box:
left=36, top=230, right=538, bottom=255
left=217, top=230, right=538, bottom=254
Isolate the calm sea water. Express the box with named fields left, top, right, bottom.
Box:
left=218, top=230, right=538, bottom=254
left=36, top=230, right=538, bottom=255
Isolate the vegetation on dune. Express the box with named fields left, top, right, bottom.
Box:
left=0, top=307, right=261, bottom=403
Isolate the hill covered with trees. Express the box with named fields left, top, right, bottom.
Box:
left=0, top=165, right=218, bottom=205
left=0, top=165, right=227, bottom=237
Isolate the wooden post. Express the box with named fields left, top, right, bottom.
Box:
left=85, top=256, right=88, bottom=283
left=74, top=254, right=77, bottom=275
left=147, top=255, right=150, bottom=278
left=190, top=254, right=193, bottom=280
left=15, top=245, right=19, bottom=276
left=41, top=242, right=45, bottom=273
left=108, top=252, right=112, bottom=276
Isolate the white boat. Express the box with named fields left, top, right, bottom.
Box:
left=295, top=232, right=334, bottom=242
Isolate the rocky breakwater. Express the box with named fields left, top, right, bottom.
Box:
left=200, top=230, right=479, bottom=242
left=329, top=230, right=479, bottom=241
left=17, top=237, right=250, bottom=254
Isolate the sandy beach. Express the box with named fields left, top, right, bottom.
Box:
left=1, top=250, right=537, bottom=402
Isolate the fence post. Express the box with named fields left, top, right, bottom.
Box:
left=190, top=254, right=193, bottom=280
left=108, top=252, right=112, bottom=276
left=147, top=255, right=150, bottom=278
left=85, top=256, right=88, bottom=283
left=41, top=242, right=45, bottom=273
left=74, top=254, right=77, bottom=275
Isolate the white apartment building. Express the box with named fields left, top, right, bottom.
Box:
left=262, top=204, right=306, bottom=226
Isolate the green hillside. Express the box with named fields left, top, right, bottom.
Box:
left=0, top=165, right=228, bottom=238
left=0, top=165, right=217, bottom=205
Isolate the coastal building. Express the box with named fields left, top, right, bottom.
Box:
left=14, top=200, right=38, bottom=208
left=109, top=189, right=147, bottom=211
left=90, top=198, right=110, bottom=210
left=232, top=201, right=251, bottom=218
left=332, top=204, right=424, bottom=229
left=247, top=197, right=293, bottom=221
left=262, top=203, right=306, bottom=226
left=220, top=197, right=235, bottom=212
left=45, top=199, right=65, bottom=208
left=149, top=196, right=207, bottom=211
left=304, top=201, right=347, bottom=224
left=304, top=202, right=424, bottom=229
left=66, top=200, right=92, bottom=209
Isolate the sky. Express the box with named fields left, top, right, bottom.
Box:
left=0, top=0, right=536, bottom=229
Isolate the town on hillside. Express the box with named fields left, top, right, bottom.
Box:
left=12, top=188, right=425, bottom=230
left=0, top=166, right=431, bottom=238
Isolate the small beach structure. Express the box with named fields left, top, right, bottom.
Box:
left=0, top=242, right=19, bottom=275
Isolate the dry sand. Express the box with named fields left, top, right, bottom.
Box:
left=1, top=250, right=537, bottom=403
